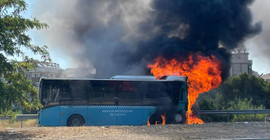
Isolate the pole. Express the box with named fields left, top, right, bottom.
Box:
left=20, top=120, right=23, bottom=128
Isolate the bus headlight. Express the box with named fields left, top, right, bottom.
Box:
left=175, top=114, right=182, bottom=122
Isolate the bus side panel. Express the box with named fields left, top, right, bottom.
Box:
left=60, top=106, right=88, bottom=126
left=142, top=106, right=156, bottom=125
left=87, top=106, right=117, bottom=126
left=39, top=106, right=61, bottom=126
left=116, top=106, right=142, bottom=125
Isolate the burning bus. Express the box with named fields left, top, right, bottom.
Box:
left=38, top=75, right=188, bottom=126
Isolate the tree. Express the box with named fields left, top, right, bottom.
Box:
left=0, top=0, right=50, bottom=115
left=198, top=73, right=270, bottom=122
left=221, top=73, right=270, bottom=107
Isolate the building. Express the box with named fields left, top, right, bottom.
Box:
left=25, top=62, right=96, bottom=89
left=62, top=67, right=95, bottom=78
left=230, top=52, right=253, bottom=76
left=25, top=62, right=63, bottom=89
left=260, top=74, right=270, bottom=82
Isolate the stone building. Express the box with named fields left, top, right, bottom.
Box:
left=230, top=52, right=253, bottom=76
left=25, top=62, right=63, bottom=89
left=62, top=67, right=95, bottom=78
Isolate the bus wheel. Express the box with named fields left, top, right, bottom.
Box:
left=175, top=113, right=186, bottom=124
left=148, top=114, right=163, bottom=125
left=67, top=114, right=85, bottom=126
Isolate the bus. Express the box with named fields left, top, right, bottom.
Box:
left=38, top=75, right=188, bottom=126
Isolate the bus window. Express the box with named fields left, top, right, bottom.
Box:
left=86, top=81, right=115, bottom=105
left=70, top=80, right=87, bottom=104
left=142, top=82, right=159, bottom=106
left=59, top=80, right=71, bottom=104
left=41, top=80, right=61, bottom=107
left=117, top=81, right=142, bottom=106
left=54, top=80, right=88, bottom=105
left=180, top=89, right=184, bottom=101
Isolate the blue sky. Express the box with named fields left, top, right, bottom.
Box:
left=22, top=0, right=70, bottom=68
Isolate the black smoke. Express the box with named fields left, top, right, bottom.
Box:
left=32, top=0, right=261, bottom=79
left=71, top=0, right=153, bottom=78
left=126, top=0, right=261, bottom=80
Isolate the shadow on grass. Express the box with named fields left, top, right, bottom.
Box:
left=0, top=130, right=36, bottom=139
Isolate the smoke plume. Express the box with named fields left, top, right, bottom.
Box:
left=246, top=0, right=270, bottom=74
left=32, top=0, right=261, bottom=79
left=127, top=0, right=261, bottom=80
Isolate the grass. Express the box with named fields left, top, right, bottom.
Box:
left=0, top=119, right=38, bottom=128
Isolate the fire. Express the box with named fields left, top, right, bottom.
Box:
left=161, top=114, right=166, bottom=125
left=148, top=53, right=222, bottom=124
left=147, top=114, right=166, bottom=125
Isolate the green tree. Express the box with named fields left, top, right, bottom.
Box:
left=198, top=73, right=270, bottom=122
left=221, top=73, right=270, bottom=107
left=0, top=0, right=50, bottom=116
left=198, top=91, right=227, bottom=122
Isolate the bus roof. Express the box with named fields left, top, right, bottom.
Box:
left=111, top=75, right=187, bottom=82
left=111, top=75, right=156, bottom=80
left=40, top=75, right=187, bottom=82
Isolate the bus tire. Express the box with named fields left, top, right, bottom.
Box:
left=67, top=114, right=85, bottom=126
left=149, top=114, right=163, bottom=125
left=175, top=112, right=186, bottom=124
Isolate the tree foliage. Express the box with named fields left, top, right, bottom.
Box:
left=221, top=73, right=270, bottom=107
left=0, top=0, right=50, bottom=115
left=198, top=73, right=270, bottom=122
left=227, top=98, right=265, bottom=122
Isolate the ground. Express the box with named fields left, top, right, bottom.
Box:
left=1, top=121, right=270, bottom=139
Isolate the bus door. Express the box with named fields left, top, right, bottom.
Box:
left=116, top=81, right=143, bottom=125
left=177, top=84, right=188, bottom=112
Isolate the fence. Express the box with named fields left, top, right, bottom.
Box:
left=0, top=114, right=37, bottom=128
left=1, top=110, right=270, bottom=127
left=198, top=109, right=270, bottom=122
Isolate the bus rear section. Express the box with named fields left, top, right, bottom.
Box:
left=38, top=77, right=188, bottom=126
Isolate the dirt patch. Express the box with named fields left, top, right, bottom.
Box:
left=1, top=122, right=270, bottom=139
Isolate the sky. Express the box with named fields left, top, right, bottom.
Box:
left=23, top=0, right=270, bottom=75
left=22, top=0, right=71, bottom=69
left=245, top=0, right=270, bottom=75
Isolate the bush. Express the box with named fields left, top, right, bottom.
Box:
left=227, top=98, right=266, bottom=122
left=197, top=73, right=270, bottom=122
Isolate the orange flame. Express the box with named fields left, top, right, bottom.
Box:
left=147, top=114, right=166, bottom=125
left=161, top=114, right=166, bottom=125
left=148, top=53, right=222, bottom=124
